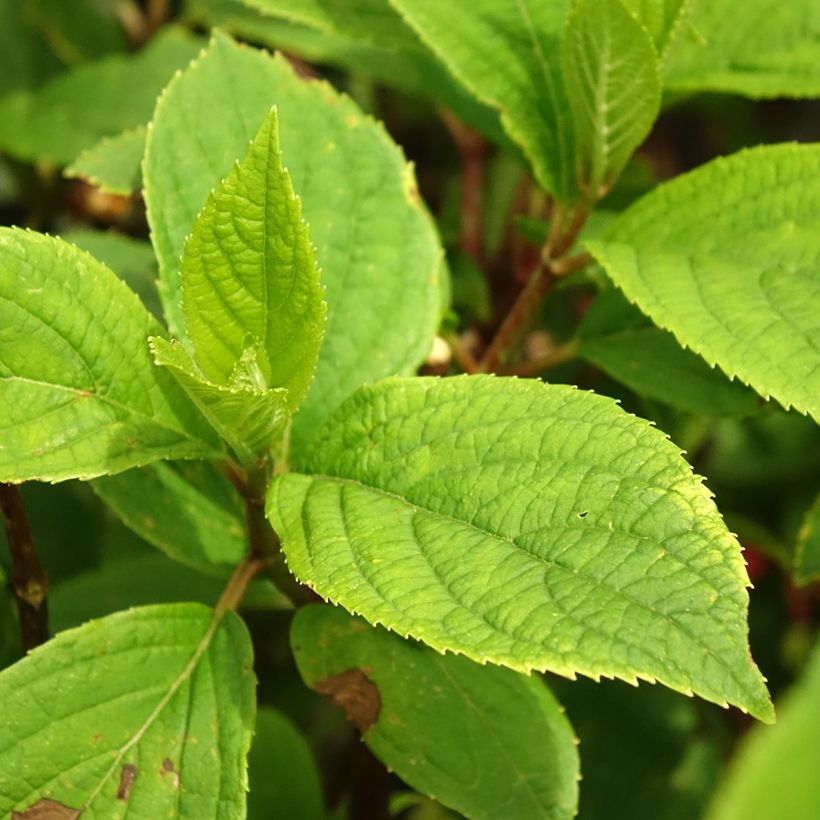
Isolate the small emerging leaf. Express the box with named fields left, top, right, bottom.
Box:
left=292, top=604, right=579, bottom=820
left=64, top=126, right=145, bottom=195
left=562, top=0, right=661, bottom=196
left=267, top=375, right=773, bottom=721
left=180, top=106, right=325, bottom=411
left=0, top=604, right=255, bottom=817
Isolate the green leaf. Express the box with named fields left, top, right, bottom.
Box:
left=49, top=554, right=287, bottom=633
left=150, top=337, right=291, bottom=465
left=186, top=0, right=508, bottom=148
left=562, top=0, right=661, bottom=196
left=0, top=229, right=222, bottom=483
left=292, top=604, right=579, bottom=820
left=91, top=461, right=246, bottom=574
left=578, top=288, right=761, bottom=418
left=390, top=0, right=576, bottom=200
left=0, top=603, right=255, bottom=817
left=64, top=126, right=145, bottom=195
left=621, top=0, right=691, bottom=58
left=0, top=27, right=201, bottom=166
left=665, top=1, right=820, bottom=98
left=793, top=495, right=820, bottom=586
left=247, top=707, right=325, bottom=820
left=586, top=144, right=820, bottom=421
left=0, top=0, right=62, bottom=96
left=267, top=375, right=773, bottom=721
left=178, top=106, right=325, bottom=411
left=706, top=640, right=820, bottom=820
left=144, top=32, right=442, bottom=453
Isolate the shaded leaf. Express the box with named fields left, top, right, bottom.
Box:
left=0, top=229, right=222, bottom=483
left=793, top=495, right=820, bottom=586
left=292, top=604, right=579, bottom=820
left=0, top=604, right=255, bottom=817
left=586, top=143, right=820, bottom=421
left=267, top=375, right=773, bottom=721
left=390, top=0, right=576, bottom=199
left=64, top=126, right=145, bottom=195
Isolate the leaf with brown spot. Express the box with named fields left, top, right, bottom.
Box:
left=12, top=799, right=80, bottom=820
left=314, top=668, right=381, bottom=733
left=116, top=764, right=137, bottom=801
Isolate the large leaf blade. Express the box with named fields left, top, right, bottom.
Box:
left=144, top=32, right=442, bottom=453
left=292, top=604, right=579, bottom=820
left=0, top=604, right=255, bottom=817
left=267, top=375, right=772, bottom=721
left=390, top=0, right=575, bottom=200
left=0, top=229, right=222, bottom=483
left=586, top=143, right=820, bottom=421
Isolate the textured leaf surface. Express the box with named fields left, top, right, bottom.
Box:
left=247, top=708, right=325, bottom=820
left=292, top=604, right=579, bottom=820
left=0, top=229, right=221, bottom=483
left=0, top=28, right=200, bottom=165
left=179, top=106, right=325, bottom=410
left=267, top=375, right=773, bottom=720
left=579, top=288, right=761, bottom=417
left=793, top=496, right=820, bottom=586
left=707, top=641, right=820, bottom=820
left=562, top=0, right=660, bottom=194
left=144, top=33, right=441, bottom=452
left=586, top=143, right=820, bottom=421
left=187, top=0, right=507, bottom=147
left=621, top=0, right=691, bottom=57
left=665, top=1, right=820, bottom=98
left=390, top=0, right=575, bottom=199
left=151, top=337, right=290, bottom=465
left=64, top=126, right=145, bottom=195
left=0, top=604, right=255, bottom=818
left=62, top=229, right=162, bottom=321
left=91, top=461, right=245, bottom=574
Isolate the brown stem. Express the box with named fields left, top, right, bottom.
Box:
left=145, top=0, right=170, bottom=35
left=446, top=332, right=480, bottom=375
left=502, top=341, right=578, bottom=377
left=216, top=554, right=268, bottom=615
left=439, top=108, right=489, bottom=263
left=0, top=484, right=49, bottom=651
left=551, top=250, right=592, bottom=277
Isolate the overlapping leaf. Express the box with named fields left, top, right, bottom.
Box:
left=292, top=604, right=579, bottom=820
left=0, top=604, right=255, bottom=817
left=621, top=0, right=691, bottom=58
left=390, top=0, right=575, bottom=199
left=586, top=143, right=820, bottom=421
left=562, top=0, right=660, bottom=195
left=65, top=126, right=146, bottom=195
left=794, top=496, right=820, bottom=586
left=0, top=229, right=222, bottom=483
left=144, top=33, right=442, bottom=454
left=267, top=375, right=773, bottom=721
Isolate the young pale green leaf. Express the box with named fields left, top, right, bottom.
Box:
left=794, top=496, right=820, bottom=586
left=586, top=143, right=820, bottom=421
left=0, top=27, right=200, bottom=166
left=91, top=460, right=245, bottom=574
left=62, top=229, right=162, bottom=320
left=267, top=375, right=773, bottom=722
left=179, top=106, right=325, bottom=410
left=247, top=707, right=325, bottom=820
left=706, top=641, right=820, bottom=820
left=292, top=604, right=579, bottom=820
left=562, top=0, right=661, bottom=196
left=144, top=32, right=442, bottom=453
left=665, top=0, right=820, bottom=98
left=579, top=288, right=761, bottom=418
left=151, top=337, right=290, bottom=465
left=390, top=0, right=575, bottom=200
left=64, top=126, right=146, bottom=195
left=620, top=0, right=691, bottom=58
left=0, top=604, right=255, bottom=817
left=0, top=229, right=222, bottom=483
